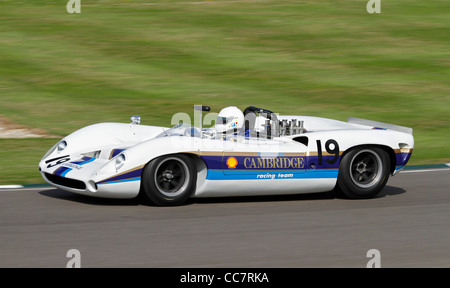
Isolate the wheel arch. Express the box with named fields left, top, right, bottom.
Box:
left=139, top=152, right=207, bottom=195
left=340, top=144, right=396, bottom=174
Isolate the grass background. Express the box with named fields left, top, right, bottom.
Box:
left=0, top=0, right=448, bottom=185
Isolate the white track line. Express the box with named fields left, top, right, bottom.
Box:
left=0, top=186, right=56, bottom=192
left=0, top=185, right=24, bottom=189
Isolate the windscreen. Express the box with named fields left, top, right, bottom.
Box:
left=155, top=123, right=202, bottom=138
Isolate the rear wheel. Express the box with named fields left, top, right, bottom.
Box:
left=337, top=147, right=390, bottom=199
left=141, top=154, right=196, bottom=206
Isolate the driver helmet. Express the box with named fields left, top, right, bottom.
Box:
left=215, top=106, right=244, bottom=133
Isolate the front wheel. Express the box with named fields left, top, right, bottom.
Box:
left=141, top=154, right=197, bottom=206
left=336, top=147, right=390, bottom=199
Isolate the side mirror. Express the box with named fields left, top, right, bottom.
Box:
left=130, top=115, right=140, bottom=125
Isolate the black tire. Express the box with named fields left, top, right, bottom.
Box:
left=141, top=154, right=197, bottom=206
left=336, top=147, right=390, bottom=199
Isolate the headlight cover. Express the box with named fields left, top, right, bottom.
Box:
left=57, top=140, right=68, bottom=152
left=43, top=140, right=67, bottom=159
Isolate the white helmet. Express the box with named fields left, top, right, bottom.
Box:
left=215, top=106, right=244, bottom=133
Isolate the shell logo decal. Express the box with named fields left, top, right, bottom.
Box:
left=226, top=157, right=238, bottom=169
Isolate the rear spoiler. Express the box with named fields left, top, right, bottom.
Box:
left=348, top=117, right=413, bottom=134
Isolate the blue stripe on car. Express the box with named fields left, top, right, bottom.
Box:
left=54, top=157, right=96, bottom=177
left=206, top=169, right=339, bottom=180
left=97, top=167, right=143, bottom=185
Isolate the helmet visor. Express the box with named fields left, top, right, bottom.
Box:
left=217, top=116, right=235, bottom=125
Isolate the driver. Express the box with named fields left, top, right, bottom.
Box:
left=215, top=106, right=245, bottom=137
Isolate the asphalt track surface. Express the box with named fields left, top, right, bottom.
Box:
left=1, top=168, right=449, bottom=268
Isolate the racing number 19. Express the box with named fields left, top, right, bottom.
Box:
left=316, top=139, right=340, bottom=165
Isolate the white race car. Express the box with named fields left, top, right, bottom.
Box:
left=39, top=105, right=414, bottom=206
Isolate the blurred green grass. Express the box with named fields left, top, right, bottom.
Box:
left=0, top=0, right=448, bottom=185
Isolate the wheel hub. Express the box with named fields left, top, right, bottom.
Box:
left=356, top=162, right=367, bottom=174
left=163, top=170, right=174, bottom=181
left=349, top=149, right=383, bottom=189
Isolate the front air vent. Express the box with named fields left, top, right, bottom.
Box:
left=44, top=173, right=86, bottom=190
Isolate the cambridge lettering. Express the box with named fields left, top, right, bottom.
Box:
left=244, top=156, right=304, bottom=169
